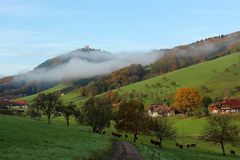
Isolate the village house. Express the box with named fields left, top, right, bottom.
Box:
left=12, top=100, right=29, bottom=109
left=147, top=103, right=175, bottom=117
left=209, top=99, right=240, bottom=113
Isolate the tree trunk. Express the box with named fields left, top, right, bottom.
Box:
left=66, top=116, right=69, bottom=126
left=159, top=138, right=163, bottom=148
left=47, top=115, right=51, bottom=124
left=133, top=133, right=137, bottom=143
left=221, top=142, right=226, bottom=156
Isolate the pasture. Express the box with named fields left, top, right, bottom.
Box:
left=107, top=116, right=240, bottom=160
left=1, top=114, right=240, bottom=160
left=0, top=115, right=111, bottom=160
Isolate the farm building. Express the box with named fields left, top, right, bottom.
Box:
left=12, top=100, right=28, bottom=109
left=147, top=103, right=175, bottom=117
left=209, top=99, right=240, bottom=113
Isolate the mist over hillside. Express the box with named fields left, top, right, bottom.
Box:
left=1, top=31, right=240, bottom=98
left=15, top=47, right=160, bottom=82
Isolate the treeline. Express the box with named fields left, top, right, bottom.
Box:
left=79, top=64, right=145, bottom=96
left=0, top=81, right=56, bottom=98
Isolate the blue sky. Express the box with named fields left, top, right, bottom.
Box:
left=0, top=0, right=240, bottom=76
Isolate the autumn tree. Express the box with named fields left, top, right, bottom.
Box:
left=174, top=88, right=201, bottom=116
left=104, top=91, right=121, bottom=106
left=148, top=117, right=176, bottom=148
left=201, top=115, right=240, bottom=155
left=115, top=99, right=149, bottom=142
left=33, top=92, right=62, bottom=124
left=57, top=102, right=76, bottom=126
left=83, top=97, right=112, bottom=133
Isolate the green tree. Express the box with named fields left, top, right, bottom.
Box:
left=74, top=108, right=86, bottom=124
left=83, top=97, right=112, bottom=133
left=202, top=96, right=212, bottom=116
left=201, top=115, right=240, bottom=155
left=57, top=102, right=76, bottom=126
left=115, top=99, right=148, bottom=142
left=34, top=92, right=62, bottom=124
left=148, top=117, right=176, bottom=148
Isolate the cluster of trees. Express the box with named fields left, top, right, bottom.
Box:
left=79, top=64, right=145, bottom=97
left=29, top=92, right=177, bottom=148
left=32, top=92, right=76, bottom=126
left=30, top=92, right=114, bottom=132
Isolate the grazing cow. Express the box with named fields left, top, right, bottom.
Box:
left=230, top=150, right=236, bottom=155
left=150, top=139, right=161, bottom=147
left=179, top=145, right=183, bottom=149
left=112, top=132, right=122, bottom=138
left=125, top=134, right=128, bottom=138
left=187, top=144, right=190, bottom=148
left=190, top=144, right=196, bottom=147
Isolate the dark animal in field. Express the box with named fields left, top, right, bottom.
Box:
left=112, top=132, right=122, bottom=138
left=179, top=144, right=183, bottom=149
left=125, top=134, right=128, bottom=138
left=190, top=144, right=196, bottom=147
left=187, top=144, right=190, bottom=148
left=230, top=150, right=236, bottom=155
left=150, top=139, right=161, bottom=147
left=102, top=131, right=106, bottom=135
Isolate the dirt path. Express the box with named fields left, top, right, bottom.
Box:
left=110, top=141, right=143, bottom=160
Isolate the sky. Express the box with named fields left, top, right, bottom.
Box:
left=0, top=0, right=240, bottom=76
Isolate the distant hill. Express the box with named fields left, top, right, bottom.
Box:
left=2, top=31, right=240, bottom=99
left=34, top=47, right=114, bottom=71
left=20, top=52, right=240, bottom=107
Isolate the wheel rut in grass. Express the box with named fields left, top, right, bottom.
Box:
left=110, top=141, right=143, bottom=160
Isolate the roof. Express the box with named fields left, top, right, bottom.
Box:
left=148, top=103, right=173, bottom=113
left=12, top=100, right=28, bottom=106
left=222, top=99, right=240, bottom=108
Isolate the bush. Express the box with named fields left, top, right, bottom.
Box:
left=170, top=81, right=176, bottom=85
left=0, top=109, right=13, bottom=115
left=27, top=108, right=41, bottom=119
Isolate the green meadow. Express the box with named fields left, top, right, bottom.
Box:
left=0, top=115, right=111, bottom=160
left=107, top=116, right=240, bottom=160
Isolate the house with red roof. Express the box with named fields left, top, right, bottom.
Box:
left=11, top=100, right=28, bottom=109
left=209, top=99, right=240, bottom=113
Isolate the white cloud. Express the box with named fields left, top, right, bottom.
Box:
left=16, top=51, right=159, bottom=82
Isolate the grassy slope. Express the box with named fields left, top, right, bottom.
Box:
left=0, top=115, right=111, bottom=160
left=107, top=116, right=240, bottom=160
left=19, top=84, right=67, bottom=104
left=115, top=52, right=240, bottom=105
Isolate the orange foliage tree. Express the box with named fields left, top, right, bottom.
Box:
left=174, top=88, right=201, bottom=115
